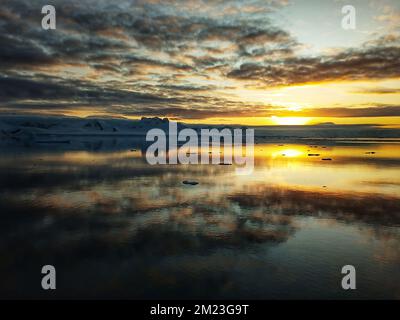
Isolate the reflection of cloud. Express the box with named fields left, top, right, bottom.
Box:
left=369, top=227, right=400, bottom=264
left=361, top=180, right=400, bottom=186
left=227, top=186, right=400, bottom=226
left=1, top=141, right=400, bottom=298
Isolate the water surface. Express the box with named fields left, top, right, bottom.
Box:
left=0, top=139, right=399, bottom=299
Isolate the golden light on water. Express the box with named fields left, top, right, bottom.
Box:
left=281, top=149, right=303, bottom=158
left=270, top=148, right=304, bottom=158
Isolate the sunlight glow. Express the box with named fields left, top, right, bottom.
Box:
left=271, top=116, right=311, bottom=125
left=272, top=148, right=304, bottom=158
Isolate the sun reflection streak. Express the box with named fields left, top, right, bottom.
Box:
left=271, top=148, right=304, bottom=158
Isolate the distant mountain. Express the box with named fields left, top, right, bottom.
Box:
left=0, top=115, right=399, bottom=140
left=315, top=122, right=336, bottom=126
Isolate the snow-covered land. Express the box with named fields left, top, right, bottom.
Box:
left=0, top=115, right=173, bottom=138
left=0, top=115, right=399, bottom=142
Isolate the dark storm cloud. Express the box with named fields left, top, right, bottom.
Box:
left=107, top=104, right=258, bottom=119
left=228, top=46, right=400, bottom=86
left=0, top=0, right=296, bottom=71
left=0, top=76, right=177, bottom=105
left=0, top=0, right=298, bottom=118
left=0, top=34, right=56, bottom=67
left=190, top=57, right=228, bottom=70
left=0, top=2, right=139, bottom=76
left=0, top=75, right=268, bottom=118
left=120, top=56, right=193, bottom=72
left=157, top=84, right=221, bottom=92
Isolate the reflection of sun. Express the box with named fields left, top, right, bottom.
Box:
left=272, top=148, right=303, bottom=158
left=282, top=149, right=303, bottom=157
left=271, top=116, right=310, bottom=125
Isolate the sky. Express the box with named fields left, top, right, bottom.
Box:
left=0, top=0, right=399, bottom=126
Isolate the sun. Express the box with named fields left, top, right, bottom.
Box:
left=271, top=116, right=311, bottom=125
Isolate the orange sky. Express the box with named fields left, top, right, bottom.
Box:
left=1, top=0, right=399, bottom=126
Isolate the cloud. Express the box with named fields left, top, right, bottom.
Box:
left=352, top=88, right=400, bottom=94
left=278, top=105, right=400, bottom=118
left=0, top=0, right=399, bottom=120
left=0, top=75, right=177, bottom=105
left=228, top=46, right=400, bottom=86
left=2, top=74, right=400, bottom=119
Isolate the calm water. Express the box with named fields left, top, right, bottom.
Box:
left=0, top=138, right=399, bottom=299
